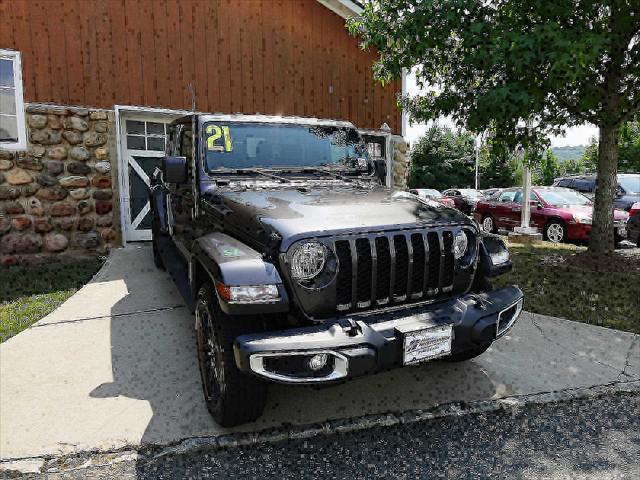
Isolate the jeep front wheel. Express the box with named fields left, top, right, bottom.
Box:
left=195, top=283, right=267, bottom=427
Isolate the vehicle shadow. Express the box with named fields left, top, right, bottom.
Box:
left=89, top=246, right=500, bottom=474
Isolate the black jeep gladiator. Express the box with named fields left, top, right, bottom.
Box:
left=150, top=114, right=524, bottom=427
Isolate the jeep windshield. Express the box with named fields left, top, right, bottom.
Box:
left=203, top=122, right=367, bottom=173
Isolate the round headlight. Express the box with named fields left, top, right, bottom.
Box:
left=291, top=242, right=327, bottom=281
left=453, top=231, right=468, bottom=259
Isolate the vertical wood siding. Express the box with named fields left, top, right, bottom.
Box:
left=0, top=0, right=401, bottom=132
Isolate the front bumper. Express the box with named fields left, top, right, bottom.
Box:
left=234, top=285, right=524, bottom=384
left=567, top=221, right=628, bottom=240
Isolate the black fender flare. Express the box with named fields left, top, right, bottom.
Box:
left=477, top=233, right=513, bottom=278
left=191, top=232, right=289, bottom=315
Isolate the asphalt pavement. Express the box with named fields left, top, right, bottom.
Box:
left=7, top=391, right=639, bottom=479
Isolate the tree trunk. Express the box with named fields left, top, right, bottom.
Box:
left=588, top=125, right=619, bottom=254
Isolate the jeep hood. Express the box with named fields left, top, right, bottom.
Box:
left=205, top=186, right=472, bottom=250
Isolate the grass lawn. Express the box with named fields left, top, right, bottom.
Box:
left=494, top=240, right=640, bottom=334
left=0, top=258, right=104, bottom=343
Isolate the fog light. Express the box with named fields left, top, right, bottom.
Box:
left=307, top=353, right=329, bottom=371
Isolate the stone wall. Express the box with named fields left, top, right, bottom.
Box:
left=391, top=135, right=410, bottom=189
left=0, top=105, right=119, bottom=265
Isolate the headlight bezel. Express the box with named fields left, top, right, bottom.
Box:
left=454, top=228, right=477, bottom=269
left=453, top=230, right=468, bottom=259
left=288, top=240, right=337, bottom=289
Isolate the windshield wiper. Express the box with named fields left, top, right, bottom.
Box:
left=215, top=168, right=292, bottom=183
left=302, top=166, right=353, bottom=182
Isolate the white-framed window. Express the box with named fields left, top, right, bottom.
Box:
left=0, top=49, right=27, bottom=151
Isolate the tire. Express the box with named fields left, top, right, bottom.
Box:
left=481, top=214, right=497, bottom=234
left=445, top=342, right=491, bottom=362
left=614, top=232, right=623, bottom=249
left=195, top=283, right=267, bottom=427
left=544, top=219, right=566, bottom=244
left=151, top=219, right=165, bottom=270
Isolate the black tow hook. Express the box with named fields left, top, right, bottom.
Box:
left=337, top=318, right=362, bottom=336
left=469, top=294, right=492, bottom=310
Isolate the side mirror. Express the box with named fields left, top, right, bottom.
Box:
left=162, top=156, right=187, bottom=184
left=536, top=201, right=543, bottom=210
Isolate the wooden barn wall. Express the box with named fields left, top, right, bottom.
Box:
left=0, top=0, right=401, bottom=132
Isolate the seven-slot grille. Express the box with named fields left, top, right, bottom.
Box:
left=334, top=230, right=458, bottom=312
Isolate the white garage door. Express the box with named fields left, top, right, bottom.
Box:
left=118, top=111, right=181, bottom=242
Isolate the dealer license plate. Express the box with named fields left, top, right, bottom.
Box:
left=402, top=324, right=453, bottom=365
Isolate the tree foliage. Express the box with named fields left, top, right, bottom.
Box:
left=407, top=126, right=476, bottom=190
left=349, top=0, right=640, bottom=253
left=348, top=0, right=639, bottom=146
left=582, top=119, right=640, bottom=173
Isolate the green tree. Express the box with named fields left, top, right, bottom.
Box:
left=349, top=0, right=640, bottom=253
left=561, top=156, right=591, bottom=176
left=582, top=119, right=640, bottom=173
left=407, top=125, right=475, bottom=190
left=537, top=150, right=562, bottom=186
left=477, top=146, right=518, bottom=189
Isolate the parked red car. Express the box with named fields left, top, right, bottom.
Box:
left=442, top=189, right=486, bottom=215
left=627, top=202, right=640, bottom=247
left=409, top=188, right=456, bottom=207
left=474, top=187, right=630, bottom=244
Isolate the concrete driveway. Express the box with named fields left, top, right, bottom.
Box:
left=1, top=245, right=639, bottom=461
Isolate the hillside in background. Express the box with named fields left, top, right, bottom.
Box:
left=551, top=145, right=586, bottom=162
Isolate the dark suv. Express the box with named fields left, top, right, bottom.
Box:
left=553, top=174, right=640, bottom=211
left=150, top=114, right=523, bottom=426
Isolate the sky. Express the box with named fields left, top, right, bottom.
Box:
left=404, top=71, right=600, bottom=148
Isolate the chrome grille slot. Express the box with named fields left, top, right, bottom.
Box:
left=393, top=235, right=409, bottom=299
left=335, top=240, right=352, bottom=309
left=355, top=238, right=372, bottom=306
left=426, top=232, right=440, bottom=292
left=375, top=236, right=391, bottom=304
left=410, top=233, right=425, bottom=297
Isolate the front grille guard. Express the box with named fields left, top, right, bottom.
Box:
left=330, top=227, right=476, bottom=313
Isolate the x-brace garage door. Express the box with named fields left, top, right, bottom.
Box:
left=118, top=112, right=180, bottom=241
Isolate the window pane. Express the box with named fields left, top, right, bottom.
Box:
left=126, top=120, right=145, bottom=134
left=146, top=122, right=165, bottom=135
left=0, top=59, right=14, bottom=87
left=0, top=87, right=16, bottom=115
left=147, top=137, right=165, bottom=151
left=0, top=114, right=18, bottom=142
left=127, top=135, right=146, bottom=150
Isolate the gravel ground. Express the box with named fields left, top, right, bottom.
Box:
left=10, top=392, right=639, bottom=480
